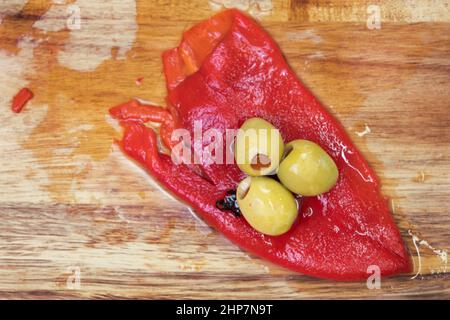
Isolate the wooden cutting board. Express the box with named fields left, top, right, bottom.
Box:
left=0, top=0, right=449, bottom=299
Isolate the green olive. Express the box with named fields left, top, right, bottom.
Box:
left=235, top=118, right=284, bottom=176
left=277, top=140, right=339, bottom=196
left=237, top=176, right=298, bottom=236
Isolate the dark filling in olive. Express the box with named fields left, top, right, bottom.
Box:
left=216, top=190, right=241, bottom=217
left=250, top=153, right=271, bottom=171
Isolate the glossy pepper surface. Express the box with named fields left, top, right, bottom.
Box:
left=110, top=9, right=411, bottom=280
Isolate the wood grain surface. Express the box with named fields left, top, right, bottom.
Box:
left=0, top=0, right=449, bottom=299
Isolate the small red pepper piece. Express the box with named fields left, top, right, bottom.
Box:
left=12, top=88, right=34, bottom=113
left=136, top=77, right=144, bottom=86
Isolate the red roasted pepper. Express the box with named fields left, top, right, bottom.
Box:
left=111, top=9, right=410, bottom=280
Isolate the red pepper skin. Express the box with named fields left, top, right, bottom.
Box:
left=12, top=88, right=34, bottom=113
left=112, top=10, right=411, bottom=280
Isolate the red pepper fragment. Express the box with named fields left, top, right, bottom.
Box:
left=136, top=77, right=144, bottom=86
left=12, top=88, right=34, bottom=113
